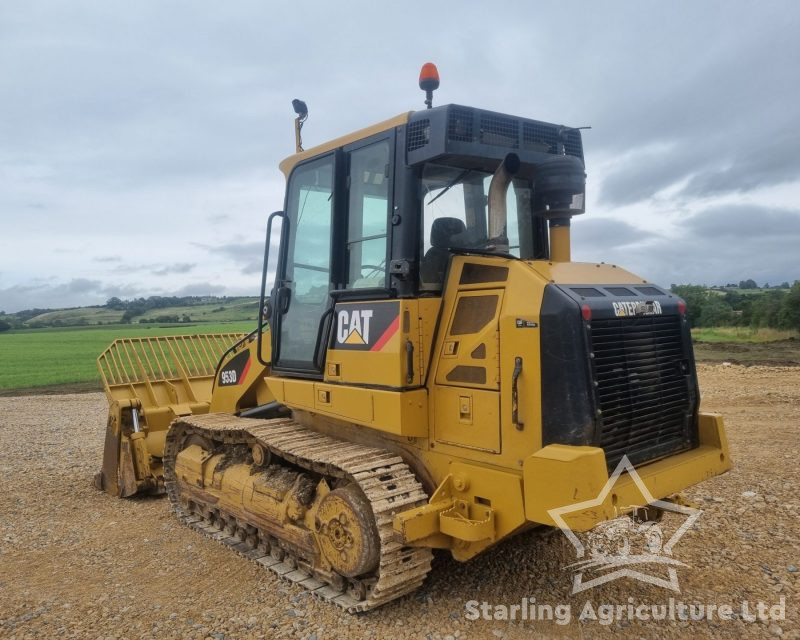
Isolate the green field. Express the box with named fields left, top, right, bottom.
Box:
left=17, top=297, right=259, bottom=327
left=0, top=322, right=254, bottom=392
left=691, top=326, right=798, bottom=343
left=25, top=306, right=125, bottom=326
left=136, top=298, right=259, bottom=323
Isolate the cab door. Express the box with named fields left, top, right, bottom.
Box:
left=272, top=154, right=335, bottom=372
left=272, top=136, right=394, bottom=375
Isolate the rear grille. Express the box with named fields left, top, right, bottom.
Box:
left=589, top=315, right=693, bottom=470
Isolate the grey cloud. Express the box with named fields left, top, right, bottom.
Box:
left=0, top=276, right=232, bottom=312
left=110, top=262, right=196, bottom=275
left=173, top=282, right=226, bottom=296
left=0, top=278, right=122, bottom=312
left=201, top=241, right=266, bottom=275
left=573, top=204, right=800, bottom=287
left=151, top=263, right=196, bottom=276
left=101, top=283, right=144, bottom=299
left=93, top=255, right=122, bottom=263
left=66, top=278, right=103, bottom=293
left=571, top=217, right=656, bottom=250
left=682, top=204, right=800, bottom=238
left=1, top=1, right=798, bottom=304
left=680, top=131, right=800, bottom=199
left=599, top=120, right=800, bottom=207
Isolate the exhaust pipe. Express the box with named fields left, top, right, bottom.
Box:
left=549, top=218, right=571, bottom=262
left=487, top=153, right=521, bottom=253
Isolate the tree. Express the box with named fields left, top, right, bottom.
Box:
left=749, top=290, right=785, bottom=328
left=670, top=285, right=708, bottom=327
left=698, top=296, right=733, bottom=327
left=0, top=320, right=11, bottom=332
left=739, top=279, right=758, bottom=289
left=779, top=282, right=800, bottom=331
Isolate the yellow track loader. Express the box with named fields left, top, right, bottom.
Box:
left=95, top=64, right=730, bottom=612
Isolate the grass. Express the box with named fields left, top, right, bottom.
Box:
left=135, top=298, right=259, bottom=323
left=0, top=322, right=254, bottom=391
left=692, top=326, right=798, bottom=343
left=20, top=297, right=259, bottom=327
left=25, top=306, right=125, bottom=326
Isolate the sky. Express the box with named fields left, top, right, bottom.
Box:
left=1, top=1, right=799, bottom=312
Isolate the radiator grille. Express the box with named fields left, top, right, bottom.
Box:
left=589, top=315, right=693, bottom=469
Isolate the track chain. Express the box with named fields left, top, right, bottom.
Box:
left=163, top=413, right=433, bottom=612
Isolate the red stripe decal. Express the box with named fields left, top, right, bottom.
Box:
left=370, top=316, right=399, bottom=352
left=238, top=356, right=252, bottom=384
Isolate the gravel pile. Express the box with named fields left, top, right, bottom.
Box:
left=0, top=364, right=797, bottom=639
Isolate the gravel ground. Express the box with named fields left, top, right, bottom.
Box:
left=0, top=364, right=798, bottom=639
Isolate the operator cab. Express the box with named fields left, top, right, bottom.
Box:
left=261, top=72, right=587, bottom=376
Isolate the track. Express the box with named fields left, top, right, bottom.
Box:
left=162, top=413, right=433, bottom=613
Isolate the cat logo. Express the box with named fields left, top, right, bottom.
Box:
left=613, top=300, right=663, bottom=317
left=332, top=302, right=400, bottom=352
left=337, top=309, right=373, bottom=345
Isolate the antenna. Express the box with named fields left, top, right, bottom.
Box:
left=292, top=99, right=308, bottom=153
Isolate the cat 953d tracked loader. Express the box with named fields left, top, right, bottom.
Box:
left=95, top=63, right=730, bottom=612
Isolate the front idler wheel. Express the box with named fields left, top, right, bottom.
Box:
left=315, top=484, right=379, bottom=578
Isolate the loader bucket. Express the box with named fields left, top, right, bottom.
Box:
left=95, top=333, right=245, bottom=496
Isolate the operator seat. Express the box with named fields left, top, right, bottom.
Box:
left=420, top=217, right=467, bottom=286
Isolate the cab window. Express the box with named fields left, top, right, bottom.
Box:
left=346, top=140, right=390, bottom=288
left=420, top=163, right=533, bottom=290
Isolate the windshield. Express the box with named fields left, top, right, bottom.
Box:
left=420, top=163, right=545, bottom=290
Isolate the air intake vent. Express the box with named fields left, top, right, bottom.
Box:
left=563, top=129, right=583, bottom=158
left=407, top=118, right=431, bottom=152
left=479, top=113, right=519, bottom=148
left=522, top=121, right=558, bottom=153
left=408, top=105, right=586, bottom=165
left=589, top=315, right=693, bottom=469
left=447, top=106, right=474, bottom=142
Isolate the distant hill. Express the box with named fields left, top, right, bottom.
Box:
left=0, top=296, right=260, bottom=330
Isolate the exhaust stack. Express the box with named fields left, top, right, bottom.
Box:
left=549, top=219, right=572, bottom=262
left=487, top=153, right=521, bottom=253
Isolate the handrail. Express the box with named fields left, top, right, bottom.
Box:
left=257, top=210, right=287, bottom=367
